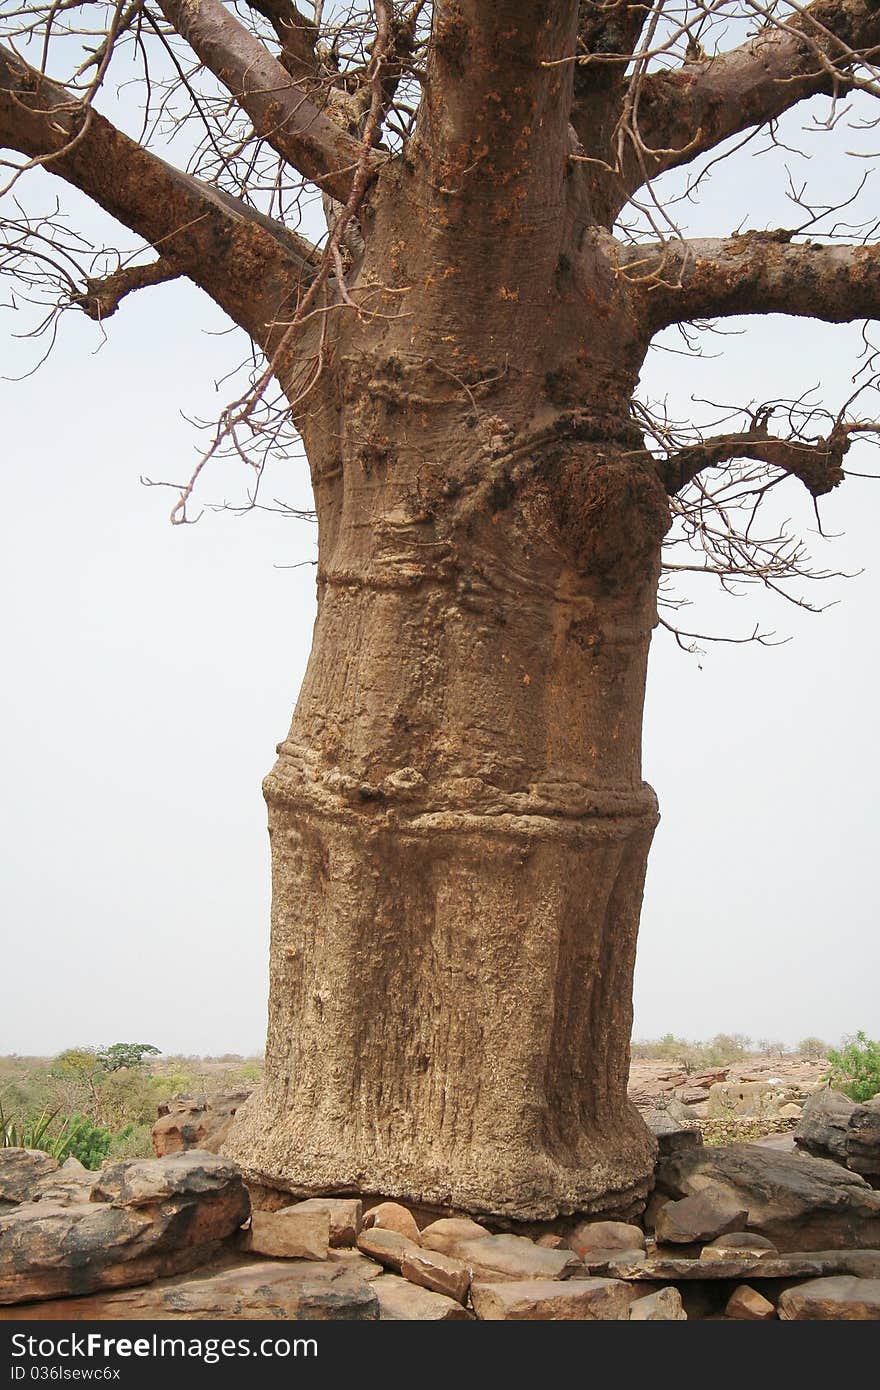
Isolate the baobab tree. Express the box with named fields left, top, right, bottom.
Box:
left=2, top=0, right=879, bottom=1221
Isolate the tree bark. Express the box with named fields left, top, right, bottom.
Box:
left=225, top=196, right=670, bottom=1219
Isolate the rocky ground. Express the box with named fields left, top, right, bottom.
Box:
left=1, top=1078, right=878, bottom=1321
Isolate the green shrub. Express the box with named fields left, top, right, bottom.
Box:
left=0, top=1101, right=91, bottom=1160
left=825, top=1032, right=880, bottom=1103
left=63, top=1115, right=114, bottom=1169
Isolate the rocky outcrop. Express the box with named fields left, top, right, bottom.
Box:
left=0, top=1150, right=60, bottom=1205
left=152, top=1092, right=253, bottom=1158
left=654, top=1143, right=880, bottom=1250
left=794, top=1091, right=880, bottom=1181
left=0, top=1151, right=249, bottom=1305
left=847, top=1097, right=880, bottom=1179
left=794, top=1090, right=855, bottom=1162
left=777, top=1275, right=880, bottom=1320
left=1, top=1259, right=379, bottom=1321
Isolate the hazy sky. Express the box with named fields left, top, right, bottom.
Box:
left=2, top=60, right=879, bottom=1057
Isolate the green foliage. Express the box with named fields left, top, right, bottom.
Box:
left=108, top=1123, right=154, bottom=1160
left=825, top=1032, right=880, bottom=1103
left=97, top=1043, right=160, bottom=1073
left=51, top=1048, right=99, bottom=1080
left=0, top=1100, right=89, bottom=1160
left=63, top=1115, right=114, bottom=1169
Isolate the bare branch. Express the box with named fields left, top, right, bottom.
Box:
left=70, top=257, right=180, bottom=320
left=0, top=41, right=317, bottom=344
left=156, top=0, right=377, bottom=199
left=242, top=0, right=321, bottom=78
left=620, top=230, right=880, bottom=334
left=620, top=0, right=880, bottom=199
left=658, top=422, right=855, bottom=496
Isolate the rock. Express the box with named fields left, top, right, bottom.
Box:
left=327, top=1248, right=384, bottom=1281
left=0, top=1150, right=59, bottom=1204
left=356, top=1227, right=420, bottom=1272
left=400, top=1248, right=471, bottom=1303
left=779, top=1104, right=802, bottom=1120
left=644, top=1110, right=703, bottom=1156
left=589, top=1248, right=880, bottom=1282
left=373, top=1273, right=472, bottom=1320
left=643, top=1188, right=671, bottom=1232
left=751, top=1133, right=797, bottom=1153
left=666, top=1099, right=700, bottom=1123
left=0, top=1260, right=378, bottom=1321
left=282, top=1197, right=361, bottom=1248
left=536, top=1233, right=564, bottom=1248
left=91, top=1151, right=245, bottom=1209
left=654, top=1143, right=880, bottom=1250
left=700, top=1231, right=778, bottom=1260
left=794, top=1089, right=855, bottom=1163
left=568, top=1220, right=646, bottom=1259
left=420, top=1216, right=490, bottom=1252
left=708, top=1081, right=785, bottom=1119
left=654, top=1190, right=748, bottom=1245
left=629, top=1287, right=686, bottom=1320
left=471, top=1278, right=633, bottom=1320
left=239, top=1207, right=329, bottom=1260
left=449, top=1234, right=583, bottom=1282
left=725, top=1285, right=776, bottom=1320
left=151, top=1091, right=252, bottom=1158
left=847, top=1097, right=880, bottom=1179
left=778, top=1275, right=880, bottom=1320
left=33, top=1159, right=97, bottom=1206
left=362, top=1201, right=421, bottom=1243
left=0, top=1153, right=250, bottom=1305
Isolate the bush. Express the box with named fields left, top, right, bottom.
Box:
left=825, top=1032, right=880, bottom=1103
left=63, top=1115, right=114, bottom=1169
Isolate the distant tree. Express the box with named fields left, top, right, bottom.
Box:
left=797, top=1037, right=829, bottom=1060
left=96, top=1043, right=161, bottom=1073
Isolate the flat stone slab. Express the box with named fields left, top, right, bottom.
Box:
left=471, top=1278, right=634, bottom=1320
left=445, top=1234, right=584, bottom=1282
left=373, top=1274, right=472, bottom=1320
left=400, top=1248, right=471, bottom=1303
left=239, top=1207, right=329, bottom=1260
left=0, top=1259, right=378, bottom=1321
left=356, top=1228, right=420, bottom=1272
left=580, top=1248, right=880, bottom=1281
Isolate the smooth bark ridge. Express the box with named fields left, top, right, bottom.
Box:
left=3, top=3, right=880, bottom=1220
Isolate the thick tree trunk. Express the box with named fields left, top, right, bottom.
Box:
left=225, top=338, right=668, bottom=1218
